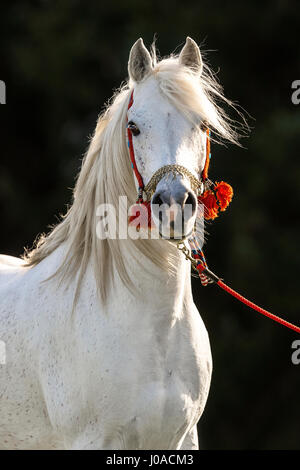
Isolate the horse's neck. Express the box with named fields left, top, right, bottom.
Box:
left=107, top=242, right=193, bottom=319
left=44, top=240, right=192, bottom=320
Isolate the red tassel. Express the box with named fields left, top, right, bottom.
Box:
left=215, top=181, right=233, bottom=211
left=198, top=190, right=219, bottom=220
left=198, top=181, right=233, bottom=220
left=128, top=200, right=153, bottom=229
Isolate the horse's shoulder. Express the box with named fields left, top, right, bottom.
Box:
left=0, top=255, right=25, bottom=268
left=0, top=256, right=27, bottom=290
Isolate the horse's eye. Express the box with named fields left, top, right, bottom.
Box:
left=127, top=121, right=140, bottom=136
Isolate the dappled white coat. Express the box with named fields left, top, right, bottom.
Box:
left=0, top=246, right=211, bottom=450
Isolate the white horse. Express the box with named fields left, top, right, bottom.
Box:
left=0, top=37, right=238, bottom=450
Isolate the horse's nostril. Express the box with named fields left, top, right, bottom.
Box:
left=152, top=193, right=163, bottom=206
left=152, top=189, right=196, bottom=218
left=185, top=192, right=197, bottom=214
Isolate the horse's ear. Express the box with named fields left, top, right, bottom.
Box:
left=179, top=37, right=203, bottom=75
left=128, top=38, right=153, bottom=82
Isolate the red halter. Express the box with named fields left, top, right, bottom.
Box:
left=127, top=90, right=233, bottom=222
left=127, top=91, right=144, bottom=201
left=127, top=90, right=211, bottom=195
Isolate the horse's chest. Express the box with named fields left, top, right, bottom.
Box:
left=42, top=307, right=212, bottom=449
left=117, top=372, right=199, bottom=449
left=90, top=311, right=212, bottom=449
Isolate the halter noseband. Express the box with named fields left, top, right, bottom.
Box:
left=144, top=164, right=203, bottom=201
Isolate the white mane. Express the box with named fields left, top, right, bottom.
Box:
left=23, top=46, right=242, bottom=303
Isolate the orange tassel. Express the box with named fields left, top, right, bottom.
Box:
left=198, top=190, right=219, bottom=220
left=215, top=181, right=233, bottom=211
left=198, top=181, right=233, bottom=220
left=128, top=201, right=153, bottom=229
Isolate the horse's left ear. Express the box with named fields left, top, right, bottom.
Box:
left=179, top=37, right=203, bottom=75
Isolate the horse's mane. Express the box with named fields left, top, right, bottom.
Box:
left=23, top=45, right=243, bottom=303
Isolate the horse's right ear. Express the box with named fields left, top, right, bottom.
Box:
left=128, top=38, right=153, bottom=83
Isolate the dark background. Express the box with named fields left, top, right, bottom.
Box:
left=0, top=0, right=299, bottom=450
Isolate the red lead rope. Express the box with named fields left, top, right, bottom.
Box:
left=184, top=243, right=300, bottom=334
left=216, top=279, right=300, bottom=334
